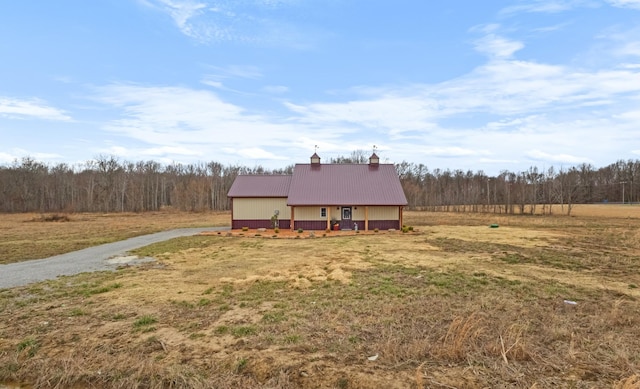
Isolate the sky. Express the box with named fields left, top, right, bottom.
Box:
left=1, top=0, right=640, bottom=175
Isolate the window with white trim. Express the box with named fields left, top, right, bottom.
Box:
left=320, top=207, right=327, bottom=217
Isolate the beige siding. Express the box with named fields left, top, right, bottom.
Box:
left=352, top=206, right=365, bottom=220
left=233, top=198, right=290, bottom=219
left=366, top=206, right=399, bottom=220
left=293, top=205, right=399, bottom=221
left=295, top=206, right=329, bottom=221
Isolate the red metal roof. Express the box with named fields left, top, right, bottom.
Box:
left=227, top=175, right=292, bottom=197
left=287, top=164, right=407, bottom=206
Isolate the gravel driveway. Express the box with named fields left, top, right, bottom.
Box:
left=0, top=227, right=229, bottom=289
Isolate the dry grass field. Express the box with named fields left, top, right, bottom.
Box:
left=0, top=211, right=230, bottom=264
left=1, top=205, right=640, bottom=388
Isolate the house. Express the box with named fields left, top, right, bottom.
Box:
left=227, top=152, right=408, bottom=231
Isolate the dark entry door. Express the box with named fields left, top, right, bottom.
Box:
left=341, top=207, right=352, bottom=230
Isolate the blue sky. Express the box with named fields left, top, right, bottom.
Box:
left=1, top=0, right=640, bottom=174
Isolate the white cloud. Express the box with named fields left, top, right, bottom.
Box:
left=615, top=41, right=640, bottom=56
left=286, top=57, right=640, bottom=134
left=0, top=152, right=17, bottom=164
left=0, top=97, right=71, bottom=121
left=421, top=147, right=492, bottom=158
left=473, top=33, right=524, bottom=59
left=145, top=0, right=213, bottom=41
left=277, top=43, right=640, bottom=171
left=93, top=83, right=353, bottom=165
left=0, top=148, right=63, bottom=164
left=141, top=0, right=312, bottom=46
left=234, top=147, right=288, bottom=160
left=526, top=149, right=592, bottom=164
left=499, top=0, right=595, bottom=15
left=606, top=0, right=640, bottom=9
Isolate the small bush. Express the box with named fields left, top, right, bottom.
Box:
left=374, top=228, right=379, bottom=233
left=242, top=226, right=249, bottom=232
left=274, top=227, right=280, bottom=233
left=134, top=315, right=157, bottom=328
left=33, top=214, right=70, bottom=222
left=297, top=228, right=303, bottom=233
left=17, top=338, right=39, bottom=358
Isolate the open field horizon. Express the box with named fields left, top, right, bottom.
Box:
left=1, top=206, right=640, bottom=388
left=2, top=203, right=640, bottom=264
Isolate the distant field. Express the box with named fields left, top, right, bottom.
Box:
left=1, top=206, right=639, bottom=388
left=0, top=211, right=229, bottom=264
left=1, top=204, right=639, bottom=264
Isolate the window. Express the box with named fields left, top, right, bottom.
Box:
left=320, top=207, right=327, bottom=217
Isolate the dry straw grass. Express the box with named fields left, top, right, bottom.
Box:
left=2, top=205, right=640, bottom=388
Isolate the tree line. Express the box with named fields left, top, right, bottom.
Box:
left=1, top=154, right=638, bottom=215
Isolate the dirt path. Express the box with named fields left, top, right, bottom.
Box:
left=0, top=227, right=229, bottom=289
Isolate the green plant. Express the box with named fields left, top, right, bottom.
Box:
left=242, top=226, right=249, bottom=232
left=214, top=325, right=229, bottom=334
left=262, top=311, right=286, bottom=323
left=231, top=326, right=257, bottom=337
left=134, top=315, right=157, bottom=329
left=235, top=357, right=248, bottom=373
left=283, top=334, right=301, bottom=344
left=374, top=228, right=379, bottom=233
left=17, top=337, right=39, bottom=358
left=69, top=308, right=86, bottom=316
left=297, top=228, right=303, bottom=233
left=274, top=227, right=280, bottom=233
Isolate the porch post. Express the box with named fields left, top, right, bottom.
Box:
left=364, top=206, right=369, bottom=231
left=290, top=206, right=295, bottom=230
left=327, top=206, right=331, bottom=231
left=399, top=206, right=403, bottom=229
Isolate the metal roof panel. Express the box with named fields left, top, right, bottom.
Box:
left=227, top=175, right=292, bottom=197
left=287, top=164, right=407, bottom=206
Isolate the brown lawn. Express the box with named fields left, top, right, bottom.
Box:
left=1, top=205, right=640, bottom=388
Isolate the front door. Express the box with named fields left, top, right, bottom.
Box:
left=341, top=207, right=352, bottom=230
